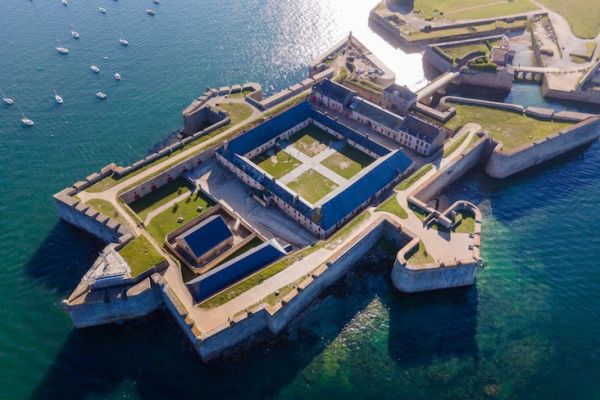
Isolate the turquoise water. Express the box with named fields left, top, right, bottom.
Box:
left=1, top=1, right=600, bottom=399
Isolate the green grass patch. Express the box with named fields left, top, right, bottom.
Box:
left=129, top=177, right=193, bottom=221
left=86, top=199, right=127, bottom=227
left=216, top=103, right=253, bottom=124
left=411, top=204, right=430, bottom=221
left=396, top=163, right=434, bottom=191
left=443, top=132, right=469, bottom=157
left=252, top=149, right=301, bottom=179
left=438, top=40, right=497, bottom=61
left=146, top=191, right=215, bottom=244
left=264, top=275, right=309, bottom=306
left=347, top=78, right=384, bottom=95
left=321, top=145, right=374, bottom=179
left=287, top=169, right=339, bottom=204
left=400, top=0, right=539, bottom=21
left=454, top=210, right=476, bottom=234
left=119, top=235, right=165, bottom=278
left=334, top=67, right=349, bottom=83
left=406, top=240, right=434, bottom=266
left=445, top=103, right=573, bottom=151
left=536, top=0, right=600, bottom=39
left=288, top=125, right=336, bottom=157
left=377, top=195, right=408, bottom=219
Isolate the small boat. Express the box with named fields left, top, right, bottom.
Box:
left=153, top=0, right=159, bottom=4
left=114, top=72, right=121, bottom=81
left=56, top=47, right=69, bottom=54
left=3, top=97, right=14, bottom=105
left=55, top=94, right=64, bottom=104
left=96, top=92, right=107, bottom=99
left=71, top=31, right=80, bottom=39
left=99, top=7, right=107, bottom=14
left=90, top=65, right=100, bottom=73
left=146, top=9, right=156, bottom=15
left=62, top=0, right=68, bottom=6
left=21, top=117, right=34, bottom=127
left=119, top=38, right=129, bottom=46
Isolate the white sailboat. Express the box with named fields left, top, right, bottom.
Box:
left=96, top=92, right=107, bottom=99
left=1, top=89, right=14, bottom=105
left=99, top=7, right=107, bottom=14
left=71, top=30, right=80, bottom=39
left=146, top=9, right=156, bottom=15
left=119, top=38, right=129, bottom=46
left=114, top=72, right=121, bottom=81
left=56, top=47, right=70, bottom=54
left=90, top=64, right=100, bottom=73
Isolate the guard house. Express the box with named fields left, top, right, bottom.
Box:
left=312, top=79, right=443, bottom=156
left=176, top=215, right=234, bottom=265
left=381, top=83, right=417, bottom=115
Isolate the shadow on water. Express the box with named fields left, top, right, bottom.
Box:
left=24, top=221, right=105, bottom=296
left=29, top=233, right=480, bottom=399
left=388, top=286, right=478, bottom=367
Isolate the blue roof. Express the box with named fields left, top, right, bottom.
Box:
left=186, top=240, right=287, bottom=302
left=401, top=115, right=442, bottom=144
left=349, top=97, right=404, bottom=131
left=218, top=101, right=413, bottom=234
left=178, top=215, right=232, bottom=259
left=319, top=150, right=412, bottom=230
left=313, top=79, right=356, bottom=105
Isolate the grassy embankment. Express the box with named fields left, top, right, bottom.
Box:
left=443, top=132, right=470, bottom=158
left=376, top=195, right=408, bottom=219
left=198, top=210, right=372, bottom=309
left=119, top=235, right=165, bottom=278
left=129, top=177, right=194, bottom=221
left=145, top=191, right=215, bottom=244
left=445, top=103, right=573, bottom=151
left=86, top=199, right=127, bottom=227
left=405, top=240, right=434, bottom=266
left=393, top=0, right=539, bottom=21
left=536, top=0, right=600, bottom=39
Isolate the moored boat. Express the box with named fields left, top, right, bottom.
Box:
left=56, top=47, right=69, bottom=54
left=90, top=65, right=100, bottom=73
left=114, top=73, right=121, bottom=81
left=96, top=92, right=107, bottom=99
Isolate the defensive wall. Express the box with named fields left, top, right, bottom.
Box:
left=391, top=201, right=482, bottom=292
left=542, top=77, right=600, bottom=105
left=486, top=116, right=600, bottom=178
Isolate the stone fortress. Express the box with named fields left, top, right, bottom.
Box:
left=54, top=8, right=599, bottom=362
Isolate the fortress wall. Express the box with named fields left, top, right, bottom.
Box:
left=423, top=47, right=453, bottom=73
left=441, top=96, right=524, bottom=113
left=391, top=258, right=478, bottom=293
left=485, top=117, right=600, bottom=178
left=542, top=81, right=600, bottom=105
left=54, top=189, right=128, bottom=243
left=413, top=136, right=490, bottom=202
left=458, top=69, right=514, bottom=91
left=119, top=149, right=214, bottom=205
left=63, top=278, right=163, bottom=328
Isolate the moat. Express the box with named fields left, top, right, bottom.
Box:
left=2, top=0, right=600, bottom=398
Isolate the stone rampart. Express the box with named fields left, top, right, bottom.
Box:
left=458, top=68, right=514, bottom=91
left=412, top=134, right=491, bottom=202
left=54, top=188, right=129, bottom=243
left=63, top=276, right=163, bottom=328
left=485, top=116, right=600, bottom=178
left=441, top=96, right=524, bottom=113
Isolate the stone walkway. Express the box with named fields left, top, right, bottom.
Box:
left=278, top=141, right=349, bottom=186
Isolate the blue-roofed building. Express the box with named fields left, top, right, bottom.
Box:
left=216, top=100, right=414, bottom=239
left=311, top=79, right=444, bottom=156
left=382, top=83, right=417, bottom=115
left=186, top=239, right=287, bottom=303
left=176, top=215, right=234, bottom=265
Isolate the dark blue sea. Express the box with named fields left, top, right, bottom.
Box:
left=1, top=0, right=599, bottom=399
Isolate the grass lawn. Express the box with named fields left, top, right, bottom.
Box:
left=321, top=145, right=374, bottom=179
left=439, top=40, right=498, bottom=61
left=537, top=0, right=600, bottom=39
left=445, top=103, right=573, bottom=151
left=377, top=195, right=408, bottom=219
left=129, top=177, right=194, bottom=221
left=408, top=20, right=526, bottom=41
left=406, top=240, right=434, bottom=266
left=146, top=191, right=215, bottom=244
left=252, top=149, right=301, bottom=179
left=396, top=163, right=433, bottom=191
left=86, top=199, right=127, bottom=227
left=216, top=103, right=254, bottom=124
left=454, top=210, right=476, bottom=234
left=288, top=125, right=336, bottom=157
left=401, top=0, right=539, bottom=21
left=119, top=235, right=165, bottom=278
left=287, top=169, right=339, bottom=204
left=411, top=205, right=429, bottom=221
